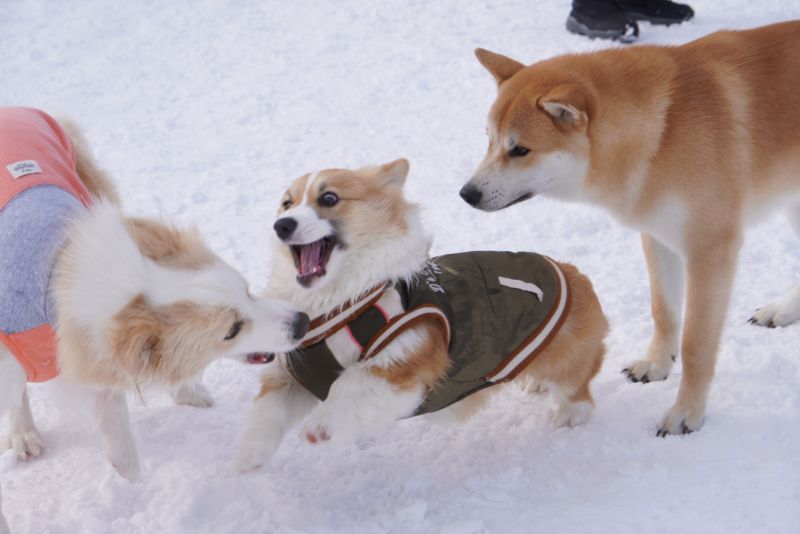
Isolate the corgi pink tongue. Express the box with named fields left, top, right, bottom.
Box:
left=299, top=240, right=326, bottom=277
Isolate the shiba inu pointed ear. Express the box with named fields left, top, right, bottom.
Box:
left=538, top=84, right=588, bottom=128
left=111, top=295, right=164, bottom=376
left=376, top=158, right=410, bottom=188
left=475, top=48, right=525, bottom=84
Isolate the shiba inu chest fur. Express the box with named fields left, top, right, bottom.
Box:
left=286, top=251, right=569, bottom=415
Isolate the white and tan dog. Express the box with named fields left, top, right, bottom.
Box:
left=460, top=21, right=800, bottom=435
left=234, top=159, right=608, bottom=471
left=0, top=109, right=309, bottom=485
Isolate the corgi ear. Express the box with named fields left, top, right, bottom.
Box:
left=538, top=84, right=588, bottom=128
left=475, top=48, right=525, bottom=85
left=376, top=158, right=410, bottom=188
left=111, top=295, right=163, bottom=376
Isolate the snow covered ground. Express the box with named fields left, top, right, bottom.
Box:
left=2, top=0, right=800, bottom=532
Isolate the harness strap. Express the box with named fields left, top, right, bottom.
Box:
left=299, top=281, right=391, bottom=348
left=360, top=304, right=451, bottom=361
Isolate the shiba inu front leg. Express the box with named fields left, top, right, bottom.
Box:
left=750, top=204, right=800, bottom=328
left=657, top=239, right=739, bottom=436
left=96, top=390, right=140, bottom=482
left=624, top=235, right=685, bottom=383
left=235, top=367, right=317, bottom=472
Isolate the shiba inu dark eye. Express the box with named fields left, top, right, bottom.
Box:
left=281, top=199, right=292, bottom=210
left=224, top=320, right=244, bottom=341
left=318, top=192, right=339, bottom=207
left=509, top=146, right=530, bottom=158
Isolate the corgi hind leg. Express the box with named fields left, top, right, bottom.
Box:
left=749, top=204, right=800, bottom=328
left=0, top=348, right=43, bottom=460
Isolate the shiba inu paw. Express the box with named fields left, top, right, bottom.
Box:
left=622, top=358, right=673, bottom=383
left=553, top=400, right=593, bottom=428
left=656, top=405, right=704, bottom=437
left=749, top=295, right=800, bottom=328
left=172, top=381, right=215, bottom=408
left=2, top=429, right=43, bottom=460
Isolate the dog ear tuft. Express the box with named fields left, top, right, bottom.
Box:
left=111, top=295, right=163, bottom=377
left=475, top=48, right=525, bottom=85
left=377, top=158, right=410, bottom=188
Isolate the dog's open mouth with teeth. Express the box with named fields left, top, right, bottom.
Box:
left=291, top=235, right=337, bottom=287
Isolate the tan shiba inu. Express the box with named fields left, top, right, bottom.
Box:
left=460, top=21, right=800, bottom=435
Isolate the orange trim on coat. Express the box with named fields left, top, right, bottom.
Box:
left=0, top=326, right=60, bottom=382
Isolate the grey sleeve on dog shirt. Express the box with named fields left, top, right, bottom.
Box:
left=0, top=185, right=85, bottom=333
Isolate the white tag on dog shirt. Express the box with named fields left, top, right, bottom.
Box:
left=498, top=276, right=544, bottom=301
left=7, top=160, right=43, bottom=179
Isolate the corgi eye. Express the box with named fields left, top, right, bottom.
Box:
left=224, top=320, right=244, bottom=341
left=281, top=199, right=292, bottom=210
left=318, top=192, right=339, bottom=207
left=509, top=146, right=530, bottom=158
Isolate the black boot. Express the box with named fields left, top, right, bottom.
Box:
left=566, top=0, right=639, bottom=43
left=616, top=0, right=694, bottom=25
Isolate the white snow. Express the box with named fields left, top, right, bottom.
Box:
left=2, top=1, right=800, bottom=532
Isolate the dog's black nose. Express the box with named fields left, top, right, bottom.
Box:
left=291, top=312, right=310, bottom=340
left=459, top=185, right=483, bottom=206
left=274, top=217, right=298, bottom=240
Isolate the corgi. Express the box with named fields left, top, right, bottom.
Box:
left=0, top=107, right=309, bottom=483
left=459, top=21, right=800, bottom=435
left=234, top=158, right=607, bottom=471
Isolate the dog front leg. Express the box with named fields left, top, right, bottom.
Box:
left=95, top=390, right=140, bottom=481
left=302, top=325, right=447, bottom=444
left=301, top=365, right=426, bottom=445
left=4, top=390, right=43, bottom=460
left=234, top=368, right=317, bottom=472
left=657, top=236, right=740, bottom=436
left=624, top=234, right=685, bottom=383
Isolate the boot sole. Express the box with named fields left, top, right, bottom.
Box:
left=624, top=12, right=694, bottom=25
left=566, top=16, right=638, bottom=43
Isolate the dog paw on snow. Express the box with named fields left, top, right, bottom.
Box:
left=2, top=429, right=43, bottom=461
left=749, top=289, right=800, bottom=328
left=656, top=404, right=704, bottom=437
left=622, top=357, right=674, bottom=383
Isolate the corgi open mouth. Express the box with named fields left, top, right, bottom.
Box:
left=291, top=235, right=337, bottom=287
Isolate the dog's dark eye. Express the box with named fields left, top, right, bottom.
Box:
left=318, top=192, right=339, bottom=207
left=281, top=199, right=292, bottom=210
left=509, top=146, right=530, bottom=158
left=224, top=320, right=244, bottom=341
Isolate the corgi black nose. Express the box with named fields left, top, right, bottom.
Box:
left=459, top=185, right=482, bottom=206
left=274, top=217, right=298, bottom=240
left=291, top=312, right=310, bottom=340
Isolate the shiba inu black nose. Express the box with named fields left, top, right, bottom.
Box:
left=274, top=217, right=298, bottom=240
left=459, top=185, right=483, bottom=206
left=291, top=311, right=310, bottom=339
